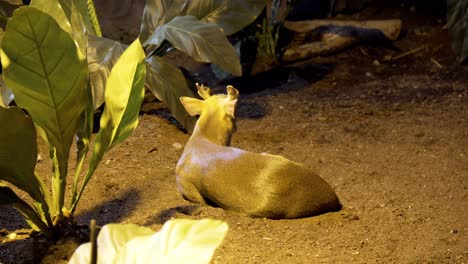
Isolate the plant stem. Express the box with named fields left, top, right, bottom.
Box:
left=34, top=172, right=53, bottom=227
left=69, top=142, right=89, bottom=209
left=90, top=219, right=98, bottom=264
left=51, top=148, right=67, bottom=224
left=87, top=0, right=102, bottom=37
left=69, top=160, right=100, bottom=214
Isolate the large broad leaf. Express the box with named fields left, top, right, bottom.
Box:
left=186, top=0, right=265, bottom=35
left=140, top=0, right=189, bottom=43
left=68, top=219, right=228, bottom=264
left=1, top=6, right=87, bottom=179
left=65, top=0, right=99, bottom=36
left=96, top=38, right=146, bottom=152
left=0, top=107, right=51, bottom=225
left=30, top=0, right=90, bottom=53
left=146, top=16, right=241, bottom=76
left=0, top=107, right=45, bottom=203
left=87, top=35, right=126, bottom=109
left=447, top=0, right=468, bottom=63
left=140, top=0, right=265, bottom=41
left=145, top=56, right=197, bottom=132
left=0, top=28, right=14, bottom=107
left=70, top=38, right=146, bottom=213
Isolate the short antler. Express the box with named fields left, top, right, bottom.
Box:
left=196, top=83, right=212, bottom=100
left=227, top=85, right=239, bottom=100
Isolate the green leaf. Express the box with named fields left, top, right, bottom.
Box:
left=447, top=0, right=468, bottom=63
left=140, top=0, right=188, bottom=43
left=1, top=7, right=88, bottom=217
left=70, top=38, right=146, bottom=213
left=140, top=0, right=265, bottom=41
left=98, top=38, right=146, bottom=150
left=68, top=219, right=228, bottom=264
left=0, top=107, right=46, bottom=205
left=0, top=107, right=52, bottom=228
left=145, top=56, right=197, bottom=132
left=186, top=0, right=265, bottom=36
left=30, top=0, right=89, bottom=54
left=87, top=35, right=126, bottom=109
left=30, top=0, right=71, bottom=34
left=1, top=6, right=88, bottom=167
left=69, top=80, right=93, bottom=209
left=146, top=16, right=241, bottom=76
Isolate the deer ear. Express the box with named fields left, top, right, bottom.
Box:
left=180, top=97, right=203, bottom=116
left=224, top=99, right=238, bottom=117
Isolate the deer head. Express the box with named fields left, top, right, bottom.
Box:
left=180, top=84, right=239, bottom=146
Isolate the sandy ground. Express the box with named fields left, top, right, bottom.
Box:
left=1, top=1, right=467, bottom=263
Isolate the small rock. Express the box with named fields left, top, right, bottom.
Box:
left=365, top=72, right=373, bottom=77
left=147, top=146, right=158, bottom=153
left=372, top=60, right=380, bottom=66
left=37, top=153, right=43, bottom=163
left=173, top=142, right=183, bottom=150
left=7, top=233, right=17, bottom=240
left=105, top=159, right=112, bottom=165
left=279, top=105, right=285, bottom=110
left=317, top=116, right=327, bottom=121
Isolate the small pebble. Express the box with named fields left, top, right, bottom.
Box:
left=7, top=233, right=17, bottom=240
left=37, top=153, right=43, bottom=163
left=365, top=72, right=373, bottom=77
left=173, top=143, right=183, bottom=150
left=372, top=60, right=380, bottom=66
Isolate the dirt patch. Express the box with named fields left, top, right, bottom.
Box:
left=1, top=1, right=467, bottom=263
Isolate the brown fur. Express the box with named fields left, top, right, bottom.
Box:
left=176, top=84, right=341, bottom=219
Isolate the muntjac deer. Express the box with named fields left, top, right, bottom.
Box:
left=176, top=84, right=341, bottom=219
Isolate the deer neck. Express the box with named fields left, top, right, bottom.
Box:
left=189, top=114, right=235, bottom=147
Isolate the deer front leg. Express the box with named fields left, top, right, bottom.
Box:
left=176, top=176, right=206, bottom=204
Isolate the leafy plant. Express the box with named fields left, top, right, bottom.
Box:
left=0, top=0, right=264, bottom=238
left=90, top=0, right=266, bottom=132
left=257, top=0, right=297, bottom=63
left=68, top=218, right=229, bottom=264
left=0, top=0, right=265, bottom=131
left=0, top=4, right=146, bottom=236
left=447, top=0, right=468, bottom=63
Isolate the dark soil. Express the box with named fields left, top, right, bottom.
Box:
left=1, top=1, right=467, bottom=263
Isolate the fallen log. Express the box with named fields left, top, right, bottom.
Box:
left=282, top=19, right=402, bottom=62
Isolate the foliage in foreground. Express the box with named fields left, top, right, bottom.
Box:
left=447, top=0, right=468, bottom=63
left=0, top=0, right=266, bottom=132
left=0, top=0, right=264, bottom=239
left=102, top=0, right=266, bottom=132
left=68, top=219, right=228, bottom=264
left=0, top=5, right=146, bottom=236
